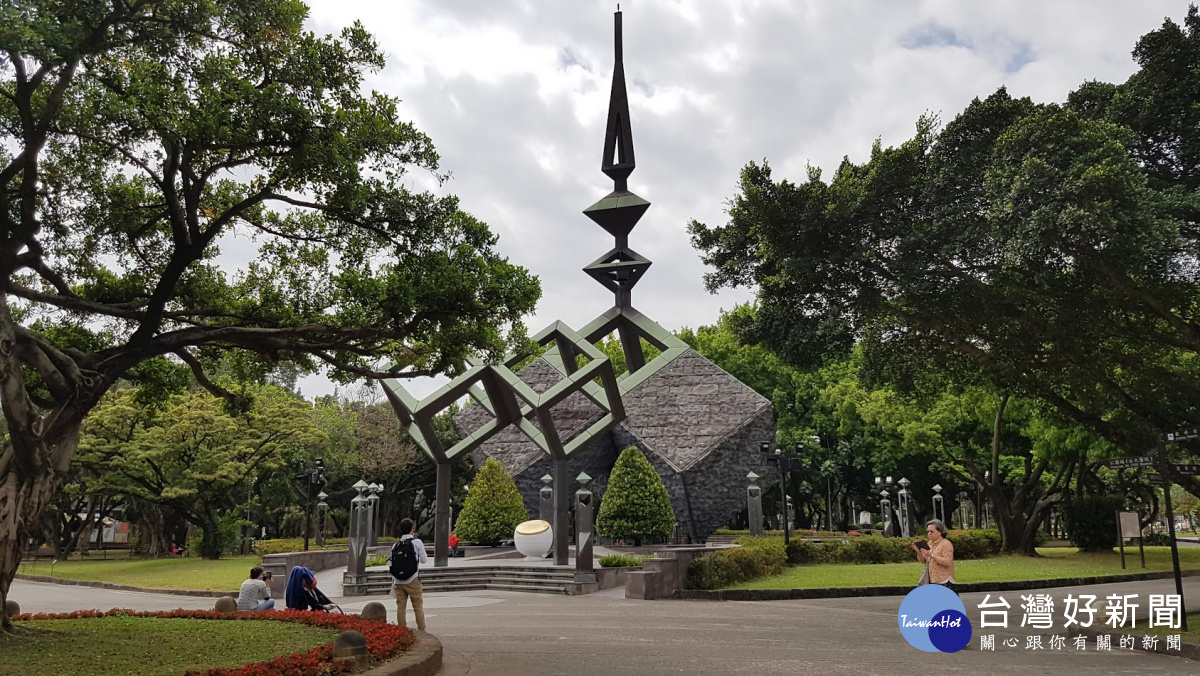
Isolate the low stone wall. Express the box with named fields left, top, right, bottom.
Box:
left=595, top=565, right=639, bottom=590
left=625, top=545, right=734, bottom=600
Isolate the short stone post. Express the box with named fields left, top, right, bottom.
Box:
left=332, top=631, right=370, bottom=670
left=575, top=472, right=595, bottom=582
left=746, top=471, right=764, bottom=537
left=539, top=473, right=554, bottom=523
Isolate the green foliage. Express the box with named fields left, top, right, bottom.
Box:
left=454, top=458, right=528, bottom=546
left=1142, top=532, right=1172, bottom=546
left=598, top=554, right=645, bottom=568
left=78, top=385, right=323, bottom=559
left=1062, top=495, right=1125, bottom=551
left=687, top=537, right=787, bottom=590
left=596, top=447, right=675, bottom=545
left=251, top=536, right=394, bottom=556
left=784, top=530, right=1003, bottom=565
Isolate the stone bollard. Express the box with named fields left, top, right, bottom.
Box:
left=5, top=599, right=20, bottom=617
left=332, top=630, right=370, bottom=670
left=359, top=601, right=387, bottom=622
left=214, top=596, right=238, bottom=613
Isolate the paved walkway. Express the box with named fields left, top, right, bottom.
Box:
left=9, top=575, right=1200, bottom=674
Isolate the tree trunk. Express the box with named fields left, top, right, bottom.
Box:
left=1, top=439, right=72, bottom=632
left=199, top=514, right=223, bottom=560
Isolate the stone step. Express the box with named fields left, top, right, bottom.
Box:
left=357, top=579, right=569, bottom=595
left=364, top=569, right=575, bottom=580
left=360, top=575, right=573, bottom=588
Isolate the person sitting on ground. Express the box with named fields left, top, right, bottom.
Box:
left=911, top=519, right=956, bottom=589
left=237, top=566, right=275, bottom=611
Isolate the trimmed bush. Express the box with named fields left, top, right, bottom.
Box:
left=596, top=446, right=675, bottom=546
left=252, top=536, right=396, bottom=556
left=1062, top=495, right=1124, bottom=552
left=782, top=530, right=1003, bottom=565
left=598, top=554, right=644, bottom=568
left=1142, top=532, right=1171, bottom=546
left=687, top=536, right=786, bottom=589
left=455, top=457, right=529, bottom=546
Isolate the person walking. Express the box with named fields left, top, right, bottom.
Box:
left=390, top=518, right=428, bottom=631
left=911, top=519, right=956, bottom=589
left=237, top=566, right=275, bottom=611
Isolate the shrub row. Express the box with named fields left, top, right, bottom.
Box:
left=686, top=537, right=786, bottom=590
left=784, top=530, right=1005, bottom=565
left=598, top=554, right=645, bottom=568
left=712, top=528, right=859, bottom=538
left=252, top=537, right=396, bottom=556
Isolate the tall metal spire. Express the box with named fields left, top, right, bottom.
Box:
left=583, top=8, right=652, bottom=310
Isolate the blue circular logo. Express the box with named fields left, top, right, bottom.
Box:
left=897, top=585, right=972, bottom=652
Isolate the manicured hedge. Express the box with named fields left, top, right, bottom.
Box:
left=1062, top=495, right=1123, bottom=551
left=686, top=537, right=786, bottom=590
left=784, top=530, right=1004, bottom=565
left=253, top=536, right=396, bottom=556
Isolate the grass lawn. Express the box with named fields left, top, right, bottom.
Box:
left=1142, top=613, right=1200, bottom=645
left=16, top=555, right=262, bottom=591
left=731, top=546, right=1200, bottom=590
left=0, top=616, right=336, bottom=676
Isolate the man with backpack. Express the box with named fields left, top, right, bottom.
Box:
left=390, top=518, right=428, bottom=631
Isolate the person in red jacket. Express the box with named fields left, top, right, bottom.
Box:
left=448, top=532, right=461, bottom=557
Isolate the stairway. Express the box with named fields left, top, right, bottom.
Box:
left=354, top=565, right=577, bottom=595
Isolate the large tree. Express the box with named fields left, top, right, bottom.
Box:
left=0, top=1, right=538, bottom=629
left=77, top=384, right=321, bottom=558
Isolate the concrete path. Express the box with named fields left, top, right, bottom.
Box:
left=9, top=575, right=1200, bottom=674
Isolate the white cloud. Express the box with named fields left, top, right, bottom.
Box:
left=295, top=0, right=1195, bottom=400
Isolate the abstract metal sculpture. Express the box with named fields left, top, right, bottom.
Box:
left=377, top=11, right=776, bottom=587
left=574, top=472, right=596, bottom=581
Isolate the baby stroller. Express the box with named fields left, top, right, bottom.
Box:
left=284, top=566, right=343, bottom=614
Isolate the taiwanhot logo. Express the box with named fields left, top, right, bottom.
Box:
left=897, top=585, right=972, bottom=652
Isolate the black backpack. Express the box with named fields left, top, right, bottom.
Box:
left=389, top=538, right=420, bottom=580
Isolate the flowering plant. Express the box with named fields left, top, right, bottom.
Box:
left=12, top=608, right=414, bottom=676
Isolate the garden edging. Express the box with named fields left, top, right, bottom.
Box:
left=362, top=631, right=442, bottom=676
left=14, top=573, right=235, bottom=597
left=674, top=569, right=1200, bottom=601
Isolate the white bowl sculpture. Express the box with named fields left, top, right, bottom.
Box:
left=514, top=520, right=553, bottom=561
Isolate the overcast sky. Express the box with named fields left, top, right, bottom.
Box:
left=293, top=0, right=1194, bottom=400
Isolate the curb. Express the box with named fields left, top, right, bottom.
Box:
left=14, top=573, right=236, bottom=598
left=674, top=569, right=1200, bottom=601
left=1070, top=625, right=1200, bottom=663
left=363, top=631, right=442, bottom=676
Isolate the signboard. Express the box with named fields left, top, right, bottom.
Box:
left=1172, top=464, right=1200, bottom=476
left=1104, top=456, right=1157, bottom=470
left=1163, top=428, right=1200, bottom=443
left=1148, top=473, right=1170, bottom=486
left=1118, top=511, right=1142, bottom=539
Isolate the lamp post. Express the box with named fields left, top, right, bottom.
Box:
left=874, top=476, right=895, bottom=535
left=300, top=458, right=326, bottom=551
left=366, top=483, right=381, bottom=546
left=747, top=471, right=764, bottom=536
left=976, top=471, right=991, bottom=529
left=761, top=441, right=800, bottom=545
left=315, top=491, right=329, bottom=547
left=931, top=484, right=944, bottom=524
left=897, top=477, right=911, bottom=537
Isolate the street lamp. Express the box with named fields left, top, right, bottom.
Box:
left=366, top=483, right=381, bottom=546
left=874, top=476, right=895, bottom=535
left=316, top=491, right=329, bottom=547
left=761, top=441, right=800, bottom=545
left=977, top=471, right=991, bottom=529
left=299, top=458, right=326, bottom=551
left=931, top=484, right=944, bottom=524
left=897, top=477, right=911, bottom=537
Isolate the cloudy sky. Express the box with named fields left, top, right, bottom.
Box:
left=294, top=0, right=1194, bottom=399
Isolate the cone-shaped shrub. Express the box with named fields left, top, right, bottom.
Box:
left=596, top=446, right=675, bottom=545
left=455, top=457, right=529, bottom=545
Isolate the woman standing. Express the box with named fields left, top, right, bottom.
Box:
left=912, top=519, right=956, bottom=589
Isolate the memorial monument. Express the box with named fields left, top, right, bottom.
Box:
left=382, top=10, right=776, bottom=570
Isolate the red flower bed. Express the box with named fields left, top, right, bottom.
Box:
left=12, top=608, right=415, bottom=676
